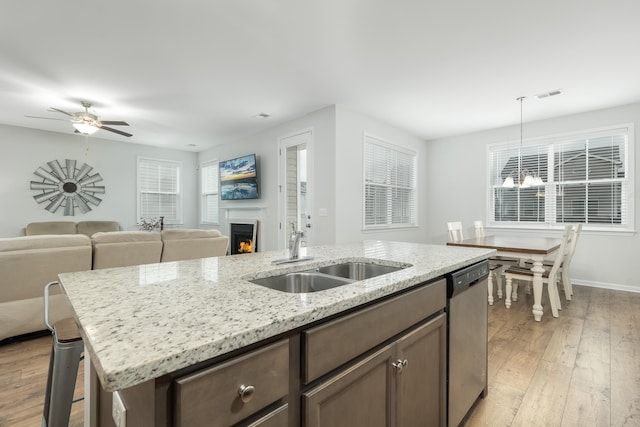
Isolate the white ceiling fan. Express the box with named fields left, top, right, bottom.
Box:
left=26, top=101, right=132, bottom=137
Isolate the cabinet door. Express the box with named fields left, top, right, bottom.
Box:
left=394, top=313, right=446, bottom=427
left=303, top=345, right=394, bottom=427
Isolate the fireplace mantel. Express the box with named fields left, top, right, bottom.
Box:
left=221, top=205, right=268, bottom=210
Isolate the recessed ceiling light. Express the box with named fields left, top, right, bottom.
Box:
left=535, top=89, right=563, bottom=99
left=253, top=112, right=270, bottom=119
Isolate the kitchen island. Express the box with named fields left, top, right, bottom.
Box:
left=59, top=240, right=494, bottom=426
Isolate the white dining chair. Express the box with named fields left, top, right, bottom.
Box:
left=504, top=225, right=571, bottom=318
left=447, top=221, right=464, bottom=242
left=473, top=220, right=485, bottom=238
left=524, top=223, right=582, bottom=300
left=472, top=220, right=521, bottom=305
left=559, top=224, right=582, bottom=299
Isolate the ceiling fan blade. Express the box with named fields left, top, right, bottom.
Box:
left=100, top=121, right=129, bottom=126
left=49, top=107, right=73, bottom=116
left=100, top=125, right=132, bottom=137
left=25, top=115, right=69, bottom=121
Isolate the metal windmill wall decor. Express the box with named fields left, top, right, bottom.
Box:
left=30, top=159, right=105, bottom=216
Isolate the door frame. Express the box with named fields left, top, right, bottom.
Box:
left=277, top=127, right=314, bottom=250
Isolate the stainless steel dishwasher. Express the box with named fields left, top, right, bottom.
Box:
left=446, top=260, right=489, bottom=427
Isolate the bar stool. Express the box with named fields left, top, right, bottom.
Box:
left=42, top=281, right=84, bottom=427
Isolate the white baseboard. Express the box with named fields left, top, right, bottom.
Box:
left=574, top=278, right=640, bottom=294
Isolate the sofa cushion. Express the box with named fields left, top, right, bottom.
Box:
left=160, top=229, right=228, bottom=262
left=0, top=235, right=92, bottom=303
left=25, top=221, right=77, bottom=236
left=76, top=221, right=121, bottom=237
left=0, top=234, right=91, bottom=252
left=92, top=231, right=163, bottom=269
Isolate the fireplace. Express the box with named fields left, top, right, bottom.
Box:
left=229, top=221, right=258, bottom=255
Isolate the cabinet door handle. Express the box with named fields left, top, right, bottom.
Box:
left=238, top=384, right=255, bottom=403
left=392, top=359, right=408, bottom=372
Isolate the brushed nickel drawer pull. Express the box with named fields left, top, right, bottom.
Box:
left=238, top=384, right=255, bottom=403
left=392, top=359, right=408, bottom=372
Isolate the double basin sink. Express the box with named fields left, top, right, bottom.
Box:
left=248, top=261, right=409, bottom=293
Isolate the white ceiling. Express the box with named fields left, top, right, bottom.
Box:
left=2, top=1, right=639, bottom=151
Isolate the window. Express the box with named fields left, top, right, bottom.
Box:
left=201, top=161, right=219, bottom=224
left=137, top=157, right=182, bottom=224
left=364, top=135, right=417, bottom=229
left=489, top=125, right=634, bottom=231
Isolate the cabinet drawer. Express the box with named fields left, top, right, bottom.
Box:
left=303, top=279, right=445, bottom=383
left=174, top=339, right=289, bottom=427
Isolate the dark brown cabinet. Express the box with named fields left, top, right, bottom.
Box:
left=94, top=278, right=447, bottom=427
left=303, top=313, right=446, bottom=427
left=304, top=345, right=394, bottom=427
left=395, top=314, right=446, bottom=427
left=173, top=339, right=289, bottom=427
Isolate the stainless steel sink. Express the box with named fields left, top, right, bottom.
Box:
left=313, top=262, right=405, bottom=280
left=247, top=260, right=409, bottom=293
left=248, top=272, right=354, bottom=293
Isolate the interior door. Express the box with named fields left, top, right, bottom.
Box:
left=278, top=129, right=313, bottom=249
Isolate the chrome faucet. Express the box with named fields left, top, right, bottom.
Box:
left=271, top=223, right=312, bottom=265
left=289, top=223, right=303, bottom=259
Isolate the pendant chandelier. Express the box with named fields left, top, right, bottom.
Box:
left=502, top=96, right=544, bottom=188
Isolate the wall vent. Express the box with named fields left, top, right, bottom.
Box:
left=535, top=89, right=563, bottom=99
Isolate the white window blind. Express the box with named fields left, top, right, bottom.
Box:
left=201, top=161, right=219, bottom=224
left=137, top=157, right=181, bottom=224
left=489, top=125, right=632, bottom=230
left=364, top=135, right=417, bottom=229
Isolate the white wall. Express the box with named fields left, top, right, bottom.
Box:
left=334, top=105, right=429, bottom=244
left=0, top=124, right=198, bottom=237
left=425, top=103, right=640, bottom=292
left=198, top=106, right=336, bottom=251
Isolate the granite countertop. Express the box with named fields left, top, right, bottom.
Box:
left=59, top=240, right=494, bottom=392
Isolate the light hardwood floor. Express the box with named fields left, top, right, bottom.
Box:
left=465, top=284, right=640, bottom=427
left=0, top=333, right=84, bottom=427
left=0, top=285, right=638, bottom=427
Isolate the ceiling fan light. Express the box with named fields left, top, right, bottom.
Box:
left=73, top=123, right=99, bottom=135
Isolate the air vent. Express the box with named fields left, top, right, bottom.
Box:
left=535, top=89, right=563, bottom=99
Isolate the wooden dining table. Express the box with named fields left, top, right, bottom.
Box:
left=447, top=235, right=563, bottom=321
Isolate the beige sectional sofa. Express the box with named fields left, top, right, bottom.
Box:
left=0, top=228, right=229, bottom=341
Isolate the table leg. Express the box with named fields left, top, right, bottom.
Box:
left=531, top=259, right=545, bottom=321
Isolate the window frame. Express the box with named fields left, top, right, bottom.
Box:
left=362, top=133, right=418, bottom=230
left=486, top=124, right=635, bottom=233
left=200, top=160, right=220, bottom=225
left=136, top=156, right=183, bottom=225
